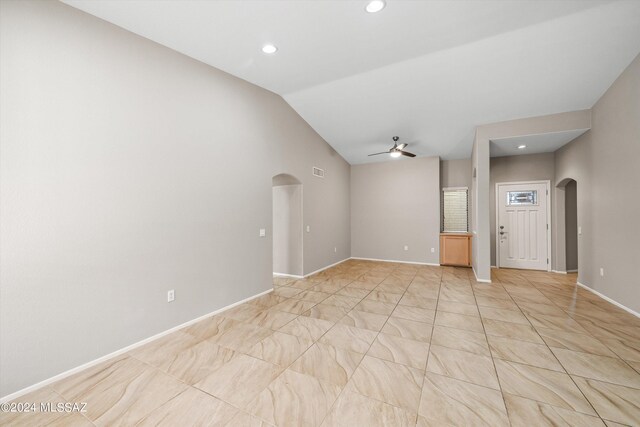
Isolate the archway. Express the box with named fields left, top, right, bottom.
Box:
left=555, top=178, right=578, bottom=278
left=272, top=174, right=303, bottom=277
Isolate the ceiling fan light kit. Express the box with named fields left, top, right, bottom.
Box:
left=368, top=136, right=416, bottom=159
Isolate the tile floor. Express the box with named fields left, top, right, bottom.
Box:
left=3, top=260, right=640, bottom=426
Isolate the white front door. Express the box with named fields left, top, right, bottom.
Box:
left=497, top=182, right=549, bottom=270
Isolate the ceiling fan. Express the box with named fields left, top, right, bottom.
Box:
left=368, top=136, right=416, bottom=158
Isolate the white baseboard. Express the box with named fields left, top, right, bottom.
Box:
left=304, top=258, right=350, bottom=277
left=0, top=288, right=273, bottom=403
left=350, top=257, right=440, bottom=267
left=576, top=281, right=640, bottom=319
left=273, top=272, right=303, bottom=279
left=472, top=267, right=492, bottom=283
left=566, top=269, right=578, bottom=273
left=552, top=270, right=568, bottom=274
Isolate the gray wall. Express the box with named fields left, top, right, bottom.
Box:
left=555, top=54, right=640, bottom=313
left=0, top=0, right=350, bottom=397
left=564, top=180, right=578, bottom=272
left=441, top=159, right=472, bottom=189
left=272, top=185, right=303, bottom=276
left=351, top=157, right=440, bottom=264
left=489, top=153, right=555, bottom=267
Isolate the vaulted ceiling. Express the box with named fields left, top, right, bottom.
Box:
left=63, top=0, right=640, bottom=162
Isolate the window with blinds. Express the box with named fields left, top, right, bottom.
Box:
left=442, top=187, right=469, bottom=232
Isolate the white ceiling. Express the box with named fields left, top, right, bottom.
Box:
left=490, top=129, right=589, bottom=158
left=63, top=0, right=640, bottom=163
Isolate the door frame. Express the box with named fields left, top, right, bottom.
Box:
left=495, top=180, right=551, bottom=272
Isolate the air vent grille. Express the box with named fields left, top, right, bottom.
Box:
left=312, top=167, right=325, bottom=178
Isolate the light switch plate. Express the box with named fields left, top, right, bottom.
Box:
left=259, top=228, right=266, bottom=237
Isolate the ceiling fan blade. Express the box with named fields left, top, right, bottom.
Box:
left=400, top=151, right=416, bottom=157
left=397, top=143, right=407, bottom=150
left=368, top=151, right=390, bottom=156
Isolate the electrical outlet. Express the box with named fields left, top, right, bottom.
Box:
left=404, top=245, right=409, bottom=251
left=600, top=268, right=604, bottom=277
left=430, top=247, right=435, bottom=253
left=167, top=289, right=175, bottom=302
left=259, top=228, right=266, bottom=237
left=306, top=225, right=310, bottom=233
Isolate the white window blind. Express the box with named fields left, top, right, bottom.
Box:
left=442, top=187, right=468, bottom=232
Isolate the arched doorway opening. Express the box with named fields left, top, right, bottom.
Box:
left=272, top=174, right=303, bottom=277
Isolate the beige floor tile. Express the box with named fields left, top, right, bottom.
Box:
left=526, top=312, right=588, bottom=333
left=322, top=294, right=362, bottom=310
left=493, top=359, right=596, bottom=415
left=290, top=342, right=363, bottom=387
left=399, top=294, right=438, bottom=309
left=247, top=369, right=341, bottom=427
left=438, top=286, right=476, bottom=304
left=76, top=362, right=187, bottom=426
left=182, top=315, right=239, bottom=341
left=551, top=348, right=640, bottom=388
left=292, top=290, right=333, bottom=304
left=418, top=372, right=509, bottom=427
left=338, top=309, right=388, bottom=331
left=503, top=393, right=605, bottom=427
left=436, top=300, right=480, bottom=316
left=365, top=290, right=403, bottom=303
left=248, top=331, right=313, bottom=367
left=278, top=315, right=335, bottom=341
left=354, top=299, right=397, bottom=315
left=242, top=308, right=298, bottom=330
left=517, top=301, right=568, bottom=317
left=224, top=303, right=267, bottom=321
left=194, top=354, right=282, bottom=409
left=367, top=333, right=430, bottom=370
left=319, top=323, right=378, bottom=354
left=302, top=304, right=349, bottom=322
left=431, top=325, right=490, bottom=356
left=346, top=355, right=423, bottom=412
left=129, top=331, right=198, bottom=367
left=391, top=305, right=436, bottom=324
left=475, top=295, right=518, bottom=309
left=249, top=293, right=288, bottom=308
left=163, top=339, right=236, bottom=385
left=208, top=322, right=274, bottom=353
left=488, top=335, right=564, bottom=371
left=381, top=317, right=433, bottom=342
left=273, top=277, right=294, bottom=287
left=482, top=318, right=544, bottom=344
left=136, top=387, right=249, bottom=426
left=272, top=298, right=317, bottom=315
left=272, top=286, right=303, bottom=298
left=348, top=280, right=379, bottom=291
left=312, top=282, right=347, bottom=294
left=335, top=286, right=371, bottom=299
left=598, top=336, right=640, bottom=362
left=0, top=387, right=85, bottom=427
left=572, top=376, right=640, bottom=425
left=426, top=345, right=500, bottom=389
left=434, top=311, right=484, bottom=332
left=478, top=305, right=530, bottom=325
left=537, top=328, right=618, bottom=358
left=321, top=390, right=416, bottom=427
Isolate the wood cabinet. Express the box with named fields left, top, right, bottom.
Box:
left=440, top=233, right=472, bottom=267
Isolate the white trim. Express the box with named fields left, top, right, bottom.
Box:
left=304, top=258, right=350, bottom=277
left=273, top=272, right=303, bottom=279
left=0, top=288, right=273, bottom=403
left=495, top=180, right=551, bottom=272
left=577, top=281, right=640, bottom=319
left=566, top=269, right=578, bottom=273
left=350, top=257, right=440, bottom=267
left=491, top=265, right=498, bottom=269
left=552, top=270, right=568, bottom=274
left=473, top=267, right=492, bottom=283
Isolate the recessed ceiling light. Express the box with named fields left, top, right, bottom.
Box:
left=262, top=44, right=277, bottom=54
left=518, top=144, right=527, bottom=149
left=365, top=0, right=386, bottom=13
